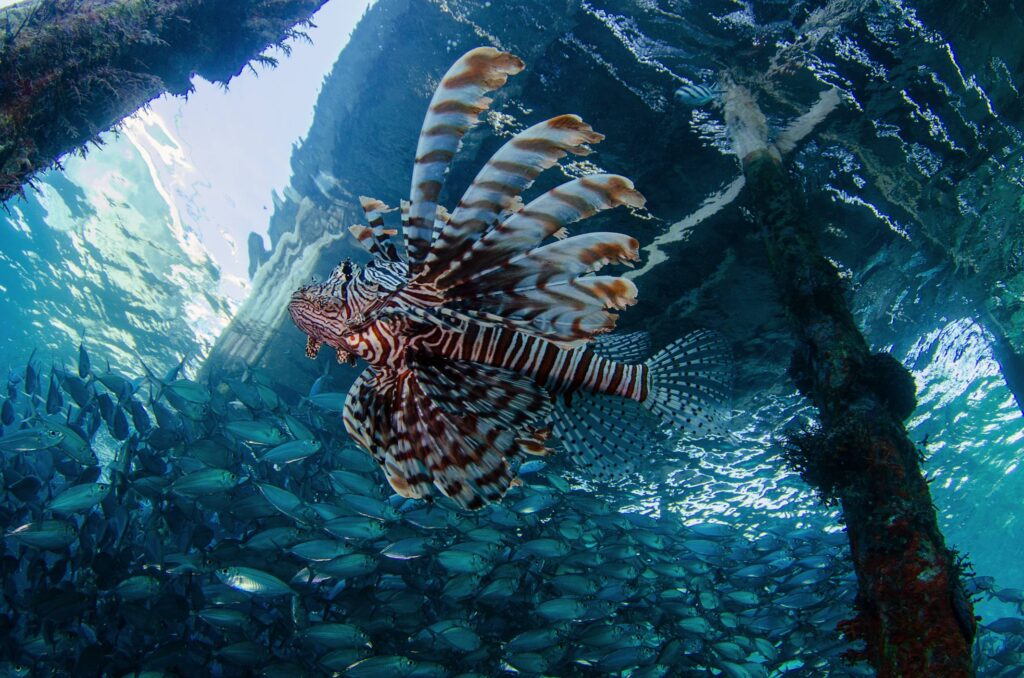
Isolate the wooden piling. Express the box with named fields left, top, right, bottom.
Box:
left=742, top=148, right=976, bottom=677
left=0, top=0, right=327, bottom=203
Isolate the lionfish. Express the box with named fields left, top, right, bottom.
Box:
left=288, top=48, right=731, bottom=509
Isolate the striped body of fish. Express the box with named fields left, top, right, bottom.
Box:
left=674, top=83, right=723, bottom=107
left=288, top=48, right=731, bottom=509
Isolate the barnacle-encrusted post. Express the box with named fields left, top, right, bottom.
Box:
left=0, top=0, right=327, bottom=203
left=728, top=88, right=976, bottom=676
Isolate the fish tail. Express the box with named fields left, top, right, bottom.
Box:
left=642, top=329, right=733, bottom=436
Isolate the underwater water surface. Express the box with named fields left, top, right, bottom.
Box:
left=1, top=0, right=1023, bottom=676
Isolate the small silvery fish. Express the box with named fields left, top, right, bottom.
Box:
left=506, top=628, right=565, bottom=653
left=223, top=420, right=287, bottom=445
left=517, top=537, right=570, bottom=558
left=380, top=537, right=431, bottom=560
left=323, top=516, right=387, bottom=541
left=287, top=47, right=731, bottom=510
left=1, top=398, right=15, bottom=426
left=243, top=526, right=306, bottom=551
left=289, top=539, right=353, bottom=562
left=256, top=482, right=308, bottom=520
left=674, top=82, right=723, bottom=107
left=300, top=623, right=371, bottom=649
left=171, top=469, right=239, bottom=496
left=417, top=620, right=481, bottom=652
left=0, top=427, right=64, bottom=452
left=259, top=439, right=321, bottom=464
left=59, top=371, right=93, bottom=408
left=215, top=566, right=294, bottom=597
left=216, top=641, right=269, bottom=667
left=329, top=469, right=381, bottom=497
left=5, top=520, right=77, bottom=550
left=95, top=367, right=134, bottom=400
left=305, top=392, right=348, bottom=412
left=165, top=379, right=211, bottom=404
left=536, top=597, right=588, bottom=621
left=343, top=656, right=416, bottom=678
left=339, top=494, right=399, bottom=521
left=228, top=378, right=265, bottom=409
left=46, top=482, right=109, bottom=513
left=436, top=549, right=489, bottom=574
left=319, top=649, right=370, bottom=672
left=283, top=413, right=315, bottom=441
left=77, top=339, right=90, bottom=378
left=315, top=553, right=378, bottom=579
left=45, top=372, right=62, bottom=413
left=114, top=575, right=160, bottom=601
left=197, top=608, right=250, bottom=631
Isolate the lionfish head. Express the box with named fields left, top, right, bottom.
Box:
left=288, top=259, right=362, bottom=364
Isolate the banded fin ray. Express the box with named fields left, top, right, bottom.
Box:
left=436, top=174, right=645, bottom=290
left=345, top=358, right=552, bottom=509
left=406, top=47, right=524, bottom=274
left=645, top=329, right=734, bottom=436
left=343, top=369, right=433, bottom=500
left=426, top=231, right=640, bottom=347
left=445, top=232, right=641, bottom=298
left=422, top=115, right=605, bottom=282
left=349, top=196, right=398, bottom=256
left=591, top=331, right=652, bottom=364
left=550, top=391, right=662, bottom=482
left=428, top=275, right=639, bottom=348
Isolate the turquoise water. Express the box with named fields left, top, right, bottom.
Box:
left=1, top=0, right=1022, bottom=675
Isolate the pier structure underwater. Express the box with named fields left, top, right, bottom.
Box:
left=727, top=88, right=977, bottom=676
left=0, top=0, right=328, bottom=203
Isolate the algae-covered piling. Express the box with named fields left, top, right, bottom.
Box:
left=0, top=0, right=327, bottom=203
left=743, top=147, right=977, bottom=676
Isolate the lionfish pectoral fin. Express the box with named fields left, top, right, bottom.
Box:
left=343, top=360, right=553, bottom=509
left=343, top=368, right=434, bottom=501
left=305, top=336, right=321, bottom=359
left=642, top=329, right=734, bottom=438
left=549, top=391, right=663, bottom=483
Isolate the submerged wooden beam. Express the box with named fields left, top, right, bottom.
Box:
left=732, top=107, right=977, bottom=674
left=0, top=0, right=327, bottom=203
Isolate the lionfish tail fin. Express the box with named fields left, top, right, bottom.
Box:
left=643, top=329, right=733, bottom=437
left=406, top=47, right=524, bottom=274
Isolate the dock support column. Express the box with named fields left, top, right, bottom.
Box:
left=742, top=148, right=976, bottom=677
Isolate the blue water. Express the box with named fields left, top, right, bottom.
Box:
left=2, top=0, right=1022, bottom=675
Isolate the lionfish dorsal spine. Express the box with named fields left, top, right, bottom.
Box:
left=420, top=114, right=605, bottom=283
left=405, top=47, right=524, bottom=274
left=435, top=173, right=645, bottom=291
